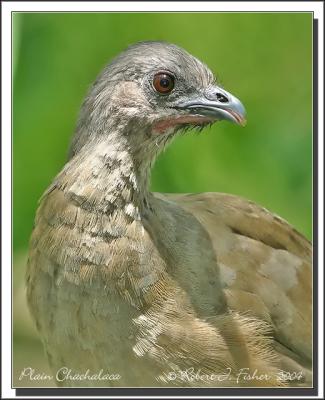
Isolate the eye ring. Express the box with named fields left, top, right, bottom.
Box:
left=152, top=72, right=175, bottom=94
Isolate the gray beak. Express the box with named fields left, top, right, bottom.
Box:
left=176, top=85, right=247, bottom=126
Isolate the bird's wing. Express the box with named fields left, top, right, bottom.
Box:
left=158, top=192, right=312, bottom=367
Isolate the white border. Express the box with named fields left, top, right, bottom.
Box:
left=1, top=1, right=324, bottom=399
left=1, top=1, right=324, bottom=13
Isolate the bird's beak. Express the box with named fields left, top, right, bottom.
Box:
left=175, top=85, right=247, bottom=127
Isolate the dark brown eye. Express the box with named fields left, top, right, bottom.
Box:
left=153, top=73, right=175, bottom=94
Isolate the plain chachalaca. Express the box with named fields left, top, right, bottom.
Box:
left=26, top=41, right=312, bottom=387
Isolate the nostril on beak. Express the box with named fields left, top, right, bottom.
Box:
left=215, top=92, right=229, bottom=103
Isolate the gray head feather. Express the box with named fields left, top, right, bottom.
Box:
left=68, top=41, right=215, bottom=159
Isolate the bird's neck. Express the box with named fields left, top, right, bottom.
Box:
left=58, top=139, right=151, bottom=219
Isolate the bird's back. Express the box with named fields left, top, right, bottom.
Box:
left=159, top=192, right=312, bottom=383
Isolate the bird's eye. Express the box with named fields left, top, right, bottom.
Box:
left=153, top=73, right=175, bottom=94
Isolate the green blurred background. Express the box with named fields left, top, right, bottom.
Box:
left=13, top=12, right=312, bottom=386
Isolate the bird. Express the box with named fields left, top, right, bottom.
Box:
left=26, top=41, right=312, bottom=388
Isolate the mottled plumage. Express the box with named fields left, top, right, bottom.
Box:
left=26, top=41, right=312, bottom=387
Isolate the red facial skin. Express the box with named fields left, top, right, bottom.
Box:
left=152, top=115, right=214, bottom=134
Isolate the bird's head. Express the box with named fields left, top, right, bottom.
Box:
left=70, top=41, right=246, bottom=162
